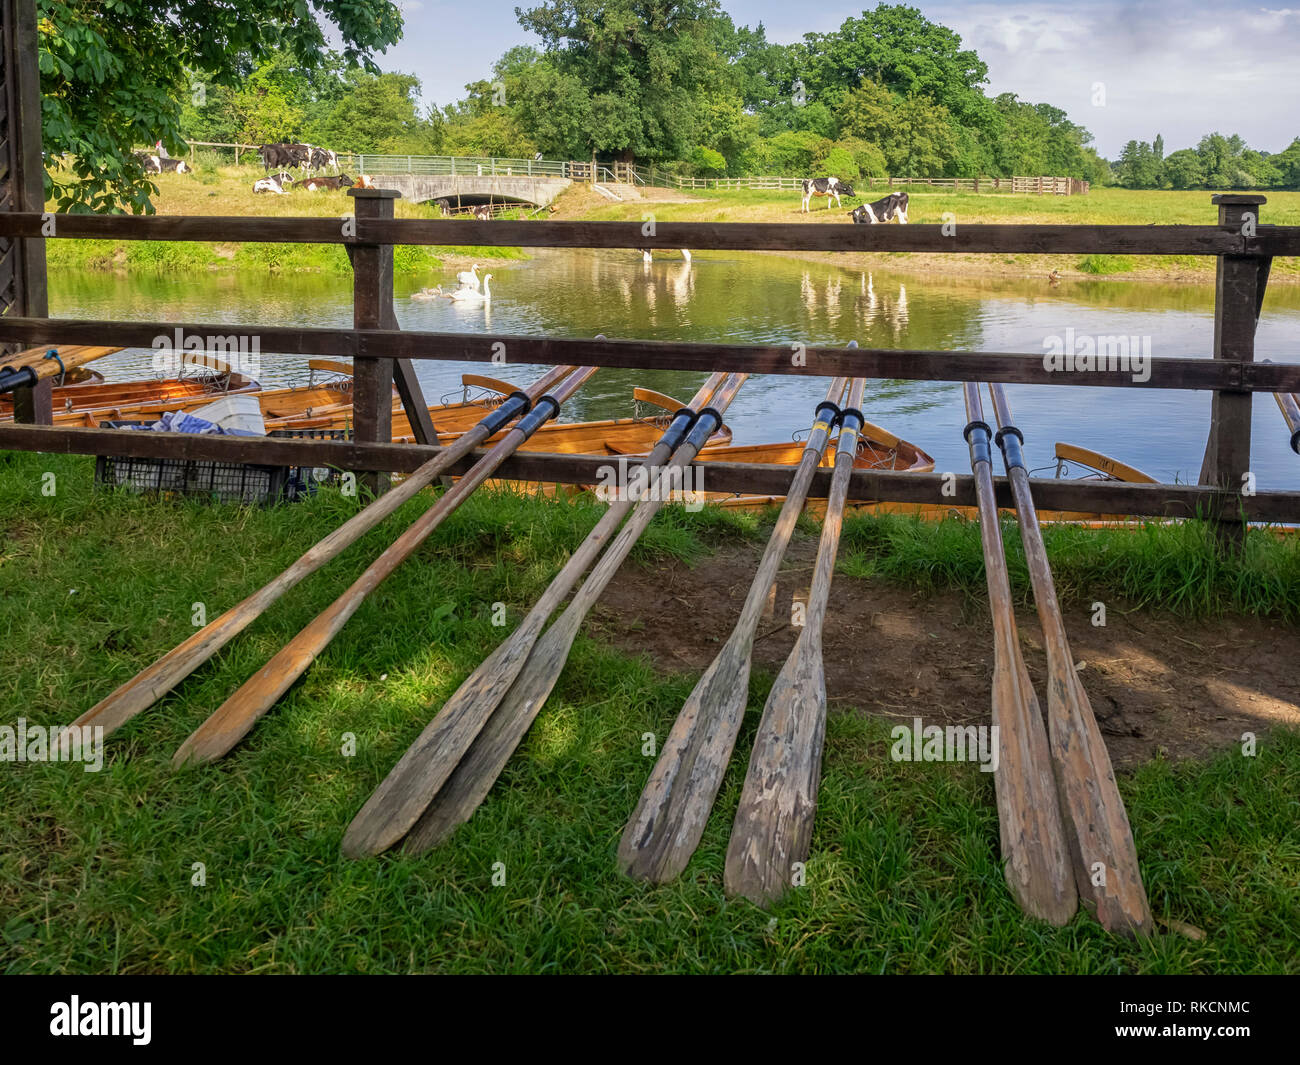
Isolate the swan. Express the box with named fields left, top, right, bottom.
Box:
left=448, top=274, right=492, bottom=302
left=456, top=263, right=481, bottom=291
left=410, top=286, right=443, bottom=300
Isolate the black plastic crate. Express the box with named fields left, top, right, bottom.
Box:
left=268, top=427, right=353, bottom=493
left=94, top=421, right=293, bottom=506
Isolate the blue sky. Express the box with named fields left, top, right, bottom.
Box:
left=377, top=1, right=1300, bottom=157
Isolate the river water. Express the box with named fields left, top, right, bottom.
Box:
left=50, top=249, right=1300, bottom=490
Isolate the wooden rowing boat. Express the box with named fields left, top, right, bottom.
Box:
left=690, top=421, right=933, bottom=512
left=2, top=364, right=260, bottom=418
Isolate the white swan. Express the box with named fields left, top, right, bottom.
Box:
left=448, top=274, right=492, bottom=302
left=455, top=263, right=481, bottom=291
left=410, top=286, right=443, bottom=300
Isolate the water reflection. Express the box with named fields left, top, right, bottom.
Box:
left=49, top=250, right=1300, bottom=491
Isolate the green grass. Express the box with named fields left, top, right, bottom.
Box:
left=573, top=185, right=1300, bottom=280
left=44, top=164, right=528, bottom=275
left=1, top=451, right=1296, bottom=973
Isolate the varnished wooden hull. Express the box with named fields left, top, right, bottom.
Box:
left=1, top=373, right=261, bottom=420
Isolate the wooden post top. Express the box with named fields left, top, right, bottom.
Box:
left=348, top=188, right=402, bottom=200
left=1211, top=194, right=1266, bottom=205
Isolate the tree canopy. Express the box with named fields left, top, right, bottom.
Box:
left=39, top=0, right=402, bottom=212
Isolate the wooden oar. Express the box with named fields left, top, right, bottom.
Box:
left=0, top=346, right=120, bottom=393
left=401, top=373, right=750, bottom=855
left=340, top=371, right=730, bottom=858
left=171, top=364, right=600, bottom=767
left=986, top=382, right=1153, bottom=937
left=961, top=383, right=1077, bottom=925
left=722, top=377, right=866, bottom=906
left=70, top=364, right=576, bottom=740
left=618, top=376, right=850, bottom=883
left=1272, top=391, right=1300, bottom=454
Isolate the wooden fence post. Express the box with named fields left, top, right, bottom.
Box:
left=1199, top=194, right=1269, bottom=547
left=1, top=0, right=50, bottom=425
left=347, top=189, right=402, bottom=497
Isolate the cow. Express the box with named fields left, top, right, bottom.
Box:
left=801, top=177, right=854, bottom=212
left=133, top=150, right=162, bottom=174
left=433, top=197, right=452, bottom=216
left=252, top=173, right=292, bottom=195
left=301, top=174, right=354, bottom=191
left=471, top=204, right=494, bottom=221
left=355, top=174, right=377, bottom=189
left=308, top=147, right=338, bottom=173
left=848, top=191, right=909, bottom=225
left=258, top=142, right=311, bottom=171
left=158, top=156, right=190, bottom=174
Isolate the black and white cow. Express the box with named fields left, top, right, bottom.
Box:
left=252, top=172, right=293, bottom=195
left=307, top=146, right=339, bottom=173
left=848, top=191, right=909, bottom=225
left=158, top=156, right=190, bottom=174
left=801, top=176, right=854, bottom=212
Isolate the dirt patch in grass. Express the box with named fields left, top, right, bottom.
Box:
left=591, top=536, right=1300, bottom=769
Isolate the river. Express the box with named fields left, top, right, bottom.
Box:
left=50, top=249, right=1300, bottom=491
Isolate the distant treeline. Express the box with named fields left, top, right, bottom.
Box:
left=1112, top=133, right=1300, bottom=190
left=182, top=2, right=1111, bottom=185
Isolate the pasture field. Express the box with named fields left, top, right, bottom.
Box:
left=1, top=451, right=1297, bottom=974
left=43, top=162, right=1299, bottom=282
left=43, top=163, right=527, bottom=275
left=571, top=184, right=1300, bottom=282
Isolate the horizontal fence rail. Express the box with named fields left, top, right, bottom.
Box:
left=4, top=426, right=1293, bottom=521
left=2, top=317, right=1297, bottom=391
left=3, top=214, right=1297, bottom=256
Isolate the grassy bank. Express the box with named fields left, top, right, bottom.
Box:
left=46, top=165, right=1298, bottom=284
left=45, top=164, right=529, bottom=275
left=566, top=185, right=1300, bottom=282
left=2, top=451, right=1297, bottom=973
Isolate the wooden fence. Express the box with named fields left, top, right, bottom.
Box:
left=0, top=4, right=1293, bottom=541
left=1, top=197, right=1298, bottom=540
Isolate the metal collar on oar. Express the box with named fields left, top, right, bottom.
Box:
left=963, top=419, right=994, bottom=466
left=994, top=420, right=1028, bottom=470
left=478, top=390, right=533, bottom=436
left=657, top=403, right=701, bottom=454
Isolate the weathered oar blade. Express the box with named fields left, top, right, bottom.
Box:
left=339, top=371, right=729, bottom=858
left=963, top=383, right=1076, bottom=925
left=402, top=373, right=751, bottom=854
left=171, top=364, right=600, bottom=767
left=723, top=377, right=866, bottom=906
left=987, top=382, right=1153, bottom=937
left=71, top=364, right=576, bottom=740
left=618, top=375, right=850, bottom=883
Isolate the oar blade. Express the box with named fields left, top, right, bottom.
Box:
left=402, top=616, right=579, bottom=853
left=341, top=620, right=542, bottom=857
left=617, top=640, right=752, bottom=882
left=990, top=637, right=1078, bottom=924
left=1047, top=663, right=1153, bottom=936
left=723, top=637, right=827, bottom=907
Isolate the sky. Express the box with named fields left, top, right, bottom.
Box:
left=379, top=1, right=1300, bottom=158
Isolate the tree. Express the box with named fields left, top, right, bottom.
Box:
left=39, top=0, right=403, bottom=212
left=515, top=0, right=737, bottom=162
left=803, top=5, right=993, bottom=132
left=839, top=80, right=959, bottom=175
left=311, top=72, right=441, bottom=155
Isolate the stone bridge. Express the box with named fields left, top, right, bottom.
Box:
left=367, top=173, right=572, bottom=208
